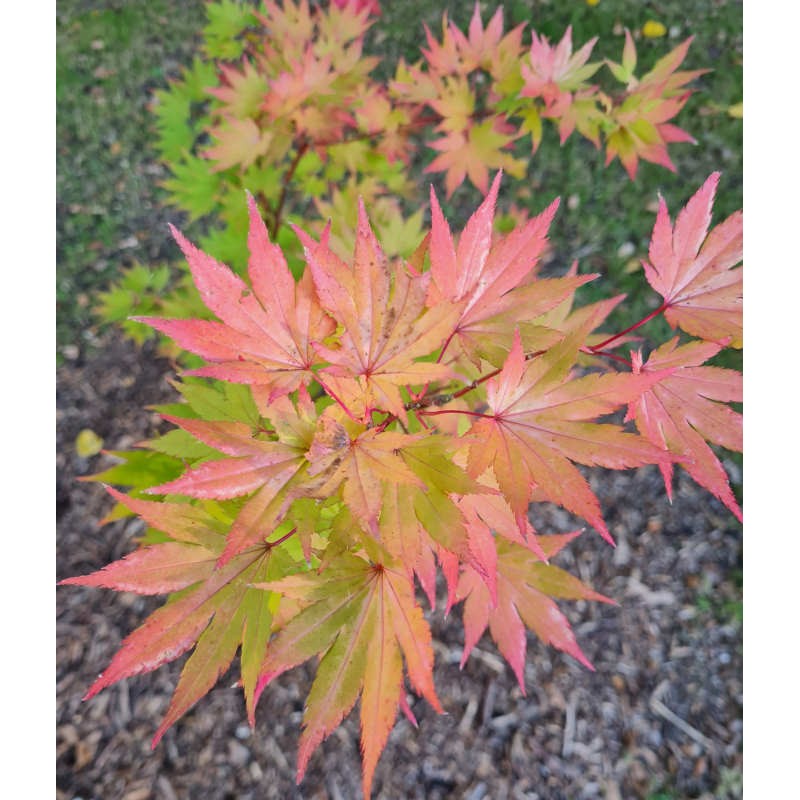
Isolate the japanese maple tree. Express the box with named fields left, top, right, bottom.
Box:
left=63, top=167, right=742, bottom=797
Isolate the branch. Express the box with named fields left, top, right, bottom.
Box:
left=412, top=349, right=548, bottom=411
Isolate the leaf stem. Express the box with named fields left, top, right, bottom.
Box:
left=418, top=408, right=493, bottom=420
left=588, top=302, right=668, bottom=352
left=436, top=329, right=458, bottom=365
left=314, top=374, right=362, bottom=424
left=404, top=349, right=547, bottom=415
left=268, top=527, right=297, bottom=548
left=404, top=329, right=460, bottom=413
left=581, top=347, right=633, bottom=368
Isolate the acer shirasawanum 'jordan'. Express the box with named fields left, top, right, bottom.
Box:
left=64, top=170, right=742, bottom=797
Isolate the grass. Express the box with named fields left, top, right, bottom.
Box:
left=57, top=0, right=742, bottom=360
left=646, top=764, right=743, bottom=800
left=696, top=566, right=744, bottom=626
left=57, top=0, right=205, bottom=356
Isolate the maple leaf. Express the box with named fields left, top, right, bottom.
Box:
left=421, top=3, right=525, bottom=82
left=254, top=553, right=441, bottom=798
left=162, top=154, right=224, bottom=221
left=258, top=0, right=314, bottom=52
left=60, top=488, right=296, bottom=737
left=604, top=36, right=703, bottom=179
left=304, top=409, right=425, bottom=535
left=352, top=86, right=415, bottom=157
left=635, top=35, right=706, bottom=98
left=331, top=0, right=381, bottom=17
left=425, top=116, right=525, bottom=197
left=377, top=435, right=491, bottom=585
left=456, top=537, right=614, bottom=688
left=421, top=12, right=467, bottom=75
left=459, top=2, right=525, bottom=80
left=641, top=173, right=743, bottom=347
left=458, top=4, right=504, bottom=66
left=146, top=415, right=302, bottom=500
left=263, top=48, right=337, bottom=117
left=465, top=330, right=673, bottom=543
left=605, top=28, right=639, bottom=87
left=520, top=26, right=600, bottom=111
left=295, top=201, right=462, bottom=423
left=389, top=56, right=439, bottom=108
left=380, top=481, right=442, bottom=602
left=533, top=282, right=620, bottom=338
left=626, top=337, right=742, bottom=521
left=204, top=117, right=274, bottom=172
left=317, top=0, right=378, bottom=48
left=456, top=491, right=547, bottom=571
left=427, top=171, right=596, bottom=366
left=207, top=60, right=269, bottom=119
left=147, top=390, right=316, bottom=566
left=604, top=92, right=694, bottom=179
left=311, top=180, right=424, bottom=260
left=427, top=75, right=475, bottom=134
left=137, top=194, right=334, bottom=400
left=554, top=87, right=608, bottom=147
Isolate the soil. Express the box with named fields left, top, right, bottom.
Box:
left=56, top=331, right=743, bottom=800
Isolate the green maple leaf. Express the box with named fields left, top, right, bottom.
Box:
left=255, top=552, right=442, bottom=799
left=60, top=489, right=297, bottom=734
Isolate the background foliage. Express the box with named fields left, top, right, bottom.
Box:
left=56, top=0, right=742, bottom=359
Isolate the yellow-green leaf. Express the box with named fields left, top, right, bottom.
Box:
left=75, top=428, right=104, bottom=457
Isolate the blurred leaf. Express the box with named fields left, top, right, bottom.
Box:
left=727, top=101, right=743, bottom=119
left=75, top=429, right=104, bottom=457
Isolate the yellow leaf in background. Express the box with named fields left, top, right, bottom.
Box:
left=642, top=20, right=667, bottom=38
left=586, top=0, right=600, bottom=6
left=727, top=101, right=743, bottom=119
left=75, top=428, right=104, bottom=457
left=623, top=258, right=641, bottom=275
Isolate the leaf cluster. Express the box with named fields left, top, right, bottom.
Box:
left=65, top=164, right=742, bottom=796
left=96, top=0, right=707, bottom=349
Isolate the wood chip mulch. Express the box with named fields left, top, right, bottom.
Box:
left=57, top=332, right=742, bottom=800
